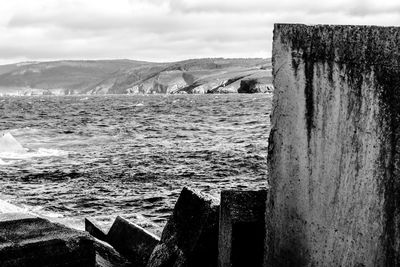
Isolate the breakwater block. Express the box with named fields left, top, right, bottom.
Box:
left=147, top=187, right=219, bottom=267
left=107, top=216, right=160, bottom=267
left=218, top=190, right=267, bottom=267
left=93, top=239, right=132, bottom=267
left=0, top=212, right=95, bottom=266
left=268, top=23, right=400, bottom=266
left=85, top=218, right=108, bottom=243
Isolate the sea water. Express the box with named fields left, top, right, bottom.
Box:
left=0, top=94, right=271, bottom=234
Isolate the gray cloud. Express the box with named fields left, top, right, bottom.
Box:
left=1, top=0, right=400, bottom=64
left=170, top=0, right=400, bottom=16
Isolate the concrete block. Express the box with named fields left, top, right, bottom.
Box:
left=147, top=187, right=219, bottom=267
left=218, top=190, right=267, bottom=267
left=268, top=23, right=400, bottom=266
left=93, top=239, right=132, bottom=267
left=85, top=218, right=108, bottom=243
left=0, top=213, right=95, bottom=267
left=107, top=216, right=160, bottom=267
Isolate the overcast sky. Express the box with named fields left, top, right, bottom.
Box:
left=1, top=0, right=400, bottom=64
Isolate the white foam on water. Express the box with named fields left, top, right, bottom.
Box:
left=0, top=198, right=82, bottom=230
left=0, top=132, right=27, bottom=154
left=23, top=204, right=83, bottom=230
left=0, top=199, right=26, bottom=213
left=10, top=127, right=44, bottom=136
left=36, top=148, right=69, bottom=157
left=0, top=159, right=21, bottom=165
left=0, top=148, right=68, bottom=160
left=3, top=200, right=63, bottom=221
left=20, top=204, right=63, bottom=219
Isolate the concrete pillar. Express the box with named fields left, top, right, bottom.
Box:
left=219, top=190, right=267, bottom=267
left=267, top=23, right=400, bottom=266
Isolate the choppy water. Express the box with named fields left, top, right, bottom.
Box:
left=0, top=94, right=271, bottom=234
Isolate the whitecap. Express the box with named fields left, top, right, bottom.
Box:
left=0, top=132, right=27, bottom=154
left=6, top=127, right=45, bottom=137
left=35, top=148, right=69, bottom=157
left=0, top=148, right=68, bottom=160
left=0, top=199, right=81, bottom=229
left=0, top=159, right=21, bottom=165
left=0, top=199, right=26, bottom=213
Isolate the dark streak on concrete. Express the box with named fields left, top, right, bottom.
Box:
left=304, top=55, right=314, bottom=146
left=375, top=64, right=400, bottom=266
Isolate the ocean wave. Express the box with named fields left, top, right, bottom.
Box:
left=0, top=198, right=83, bottom=230
left=0, top=159, right=21, bottom=165
left=7, top=127, right=46, bottom=136
left=1, top=94, right=271, bottom=232
left=0, top=148, right=69, bottom=160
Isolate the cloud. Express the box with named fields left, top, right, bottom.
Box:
left=0, top=0, right=400, bottom=64
left=170, top=0, right=400, bottom=16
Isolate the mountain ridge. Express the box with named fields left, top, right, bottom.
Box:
left=0, top=58, right=272, bottom=95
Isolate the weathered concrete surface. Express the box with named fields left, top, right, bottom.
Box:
left=93, top=239, right=132, bottom=267
left=0, top=213, right=95, bottom=266
left=107, top=216, right=160, bottom=267
left=218, top=190, right=267, bottom=267
left=267, top=23, right=400, bottom=266
left=84, top=218, right=133, bottom=267
left=147, top=187, right=219, bottom=267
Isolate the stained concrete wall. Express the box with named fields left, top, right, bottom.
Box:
left=266, top=24, right=400, bottom=266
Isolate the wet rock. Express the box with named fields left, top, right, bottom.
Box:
left=218, top=190, right=267, bottom=267
left=268, top=23, right=400, bottom=266
left=210, top=79, right=242, bottom=94
left=107, top=216, right=160, bottom=267
left=147, top=187, right=219, bottom=267
left=94, top=239, right=132, bottom=267
left=145, top=243, right=181, bottom=267
left=0, top=212, right=95, bottom=266
left=238, top=78, right=273, bottom=93
left=85, top=218, right=108, bottom=243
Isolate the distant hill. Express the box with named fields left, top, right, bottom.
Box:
left=0, top=58, right=272, bottom=96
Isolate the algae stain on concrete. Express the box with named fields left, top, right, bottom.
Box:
left=267, top=24, right=400, bottom=266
